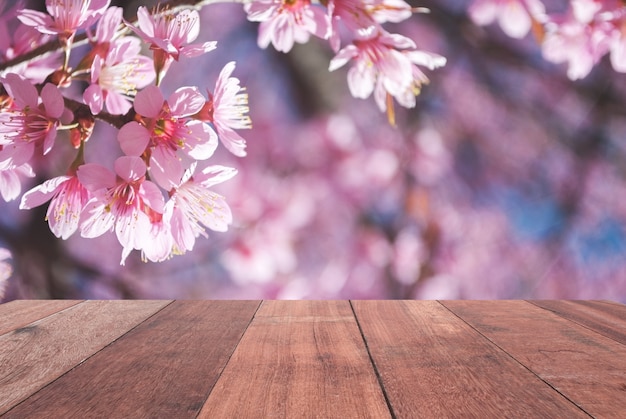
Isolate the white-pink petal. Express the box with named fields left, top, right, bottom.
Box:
left=118, top=122, right=150, bottom=156
left=134, top=85, right=164, bottom=118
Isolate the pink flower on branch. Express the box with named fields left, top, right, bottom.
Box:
left=126, top=6, right=217, bottom=84
left=329, top=28, right=446, bottom=120
left=118, top=85, right=218, bottom=190
left=167, top=164, right=236, bottom=256
left=83, top=36, right=155, bottom=115
left=78, top=156, right=165, bottom=265
left=0, top=73, right=68, bottom=169
left=193, top=61, right=251, bottom=157
left=20, top=174, right=90, bottom=239
left=245, top=0, right=330, bottom=53
left=18, top=0, right=111, bottom=45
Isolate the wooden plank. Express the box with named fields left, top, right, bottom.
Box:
left=0, top=300, right=170, bottom=415
left=531, top=300, right=626, bottom=346
left=198, top=300, right=391, bottom=418
left=0, top=300, right=82, bottom=336
left=3, top=300, right=260, bottom=418
left=351, top=300, right=588, bottom=418
left=443, top=300, right=626, bottom=418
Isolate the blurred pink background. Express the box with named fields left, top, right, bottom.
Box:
left=2, top=0, right=626, bottom=301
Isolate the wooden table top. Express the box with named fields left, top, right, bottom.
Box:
left=1, top=300, right=625, bottom=418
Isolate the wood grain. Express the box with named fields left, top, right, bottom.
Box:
left=351, top=300, right=589, bottom=418
left=198, top=300, right=391, bottom=419
left=531, top=300, right=626, bottom=345
left=0, top=300, right=82, bottom=336
left=443, top=300, right=626, bottom=418
left=0, top=300, right=170, bottom=415
left=3, top=300, right=259, bottom=419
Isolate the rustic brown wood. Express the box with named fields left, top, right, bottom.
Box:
left=0, top=300, right=82, bottom=336
left=198, top=300, right=391, bottom=419
left=351, top=300, right=589, bottom=417
left=3, top=300, right=260, bottom=418
left=0, top=300, right=170, bottom=415
left=443, top=300, right=626, bottom=418
left=530, top=300, right=626, bottom=345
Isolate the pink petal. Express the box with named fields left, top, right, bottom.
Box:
left=168, top=86, right=205, bottom=117
left=134, top=85, right=163, bottom=118
left=184, top=122, right=218, bottom=160
left=118, top=121, right=150, bottom=156
left=216, top=125, right=247, bottom=157
left=80, top=199, right=115, bottom=238
left=2, top=73, right=38, bottom=108
left=196, top=165, right=238, bottom=188
left=140, top=180, right=165, bottom=213
left=114, top=156, right=146, bottom=181
left=77, top=163, right=116, bottom=192
left=179, top=41, right=217, bottom=58
left=41, top=83, right=64, bottom=119
left=105, top=91, right=132, bottom=115
left=19, top=175, right=71, bottom=209
left=149, top=145, right=184, bottom=190
left=84, top=83, right=104, bottom=115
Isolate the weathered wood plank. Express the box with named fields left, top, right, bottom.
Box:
left=531, top=300, right=626, bottom=346
left=3, top=300, right=260, bottom=419
left=443, top=300, right=626, bottom=418
left=198, top=300, right=391, bottom=419
left=0, top=300, right=82, bottom=336
left=0, top=300, right=170, bottom=415
left=352, top=300, right=589, bottom=418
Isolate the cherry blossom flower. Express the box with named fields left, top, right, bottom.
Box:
left=118, top=85, right=218, bottom=190
left=329, top=27, right=446, bottom=113
left=126, top=6, right=217, bottom=83
left=0, top=73, right=67, bottom=169
left=167, top=164, right=236, bottom=255
left=78, top=156, right=165, bottom=265
left=0, top=22, right=60, bottom=83
left=245, top=0, right=330, bottom=53
left=0, top=161, right=34, bottom=202
left=18, top=0, right=111, bottom=45
left=83, top=36, right=155, bottom=115
left=469, top=0, right=546, bottom=39
left=20, top=174, right=91, bottom=239
left=0, top=247, right=11, bottom=300
left=193, top=61, right=251, bottom=157
left=540, top=0, right=619, bottom=80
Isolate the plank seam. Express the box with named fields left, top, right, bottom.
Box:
left=1, top=300, right=176, bottom=417
left=528, top=300, right=626, bottom=347
left=437, top=300, right=594, bottom=419
left=349, top=300, right=397, bottom=419
left=0, top=300, right=85, bottom=339
left=193, top=300, right=263, bottom=419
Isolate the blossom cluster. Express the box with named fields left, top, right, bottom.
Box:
left=0, top=0, right=251, bottom=264
left=469, top=0, right=626, bottom=79
left=243, top=0, right=446, bottom=121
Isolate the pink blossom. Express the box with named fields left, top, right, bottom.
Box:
left=126, top=7, right=217, bottom=82
left=326, top=0, right=378, bottom=52
left=118, top=85, right=218, bottom=190
left=167, top=164, right=236, bottom=255
left=368, top=0, right=414, bottom=24
left=469, top=0, right=546, bottom=39
left=329, top=28, right=446, bottom=112
left=193, top=61, right=251, bottom=157
left=245, top=0, right=330, bottom=53
left=83, top=37, right=155, bottom=115
left=0, top=161, right=34, bottom=202
left=0, top=24, right=60, bottom=83
left=20, top=174, right=91, bottom=239
left=0, top=247, right=11, bottom=300
left=18, top=0, right=111, bottom=44
left=78, top=156, right=165, bottom=264
left=0, top=74, right=67, bottom=168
